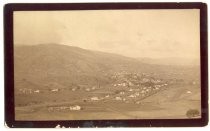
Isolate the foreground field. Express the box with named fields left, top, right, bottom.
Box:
left=15, top=84, right=201, bottom=120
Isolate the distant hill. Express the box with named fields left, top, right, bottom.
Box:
left=137, top=57, right=200, bottom=66
left=14, top=44, right=200, bottom=89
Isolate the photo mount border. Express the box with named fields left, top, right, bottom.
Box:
left=4, top=2, right=208, bottom=128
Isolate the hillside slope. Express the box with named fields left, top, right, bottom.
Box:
left=14, top=44, right=144, bottom=87
left=14, top=44, right=200, bottom=89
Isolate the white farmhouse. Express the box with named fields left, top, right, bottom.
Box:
left=115, top=97, right=122, bottom=100
left=34, top=90, right=40, bottom=93
left=51, top=88, right=59, bottom=92
left=91, top=97, right=100, bottom=101
left=70, top=105, right=81, bottom=111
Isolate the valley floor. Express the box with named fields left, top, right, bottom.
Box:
left=15, top=84, right=201, bottom=120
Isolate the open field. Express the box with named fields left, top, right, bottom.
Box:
left=15, top=83, right=201, bottom=120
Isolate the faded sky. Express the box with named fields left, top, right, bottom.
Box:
left=14, top=9, right=200, bottom=59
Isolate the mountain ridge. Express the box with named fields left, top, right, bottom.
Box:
left=14, top=44, right=200, bottom=89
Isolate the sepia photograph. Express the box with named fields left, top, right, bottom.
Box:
left=4, top=3, right=208, bottom=127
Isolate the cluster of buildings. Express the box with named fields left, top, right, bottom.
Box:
left=17, top=88, right=62, bottom=94
left=48, top=105, right=81, bottom=112
left=85, top=72, right=170, bottom=104
left=17, top=88, right=40, bottom=94
left=86, top=83, right=169, bottom=104
left=111, top=72, right=164, bottom=88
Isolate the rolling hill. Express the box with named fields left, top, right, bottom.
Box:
left=14, top=44, right=144, bottom=87
left=14, top=44, right=200, bottom=89
left=138, top=57, right=200, bottom=66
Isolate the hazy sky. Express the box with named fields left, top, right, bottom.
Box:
left=14, top=9, right=200, bottom=59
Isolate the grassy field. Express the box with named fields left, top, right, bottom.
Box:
left=15, top=83, right=201, bottom=120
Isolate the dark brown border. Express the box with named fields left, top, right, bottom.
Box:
left=4, top=3, right=208, bottom=128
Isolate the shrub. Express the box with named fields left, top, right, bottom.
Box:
left=186, top=109, right=200, bottom=118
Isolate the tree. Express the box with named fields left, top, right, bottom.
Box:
left=186, top=109, right=200, bottom=118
